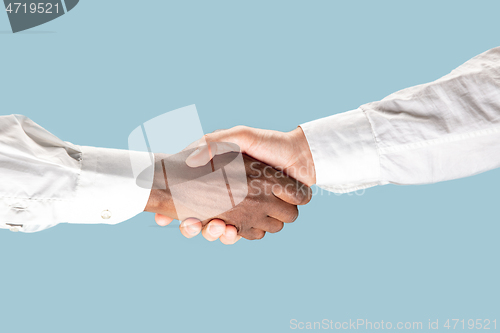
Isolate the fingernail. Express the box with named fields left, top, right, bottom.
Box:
left=186, top=148, right=203, bottom=167
left=187, top=224, right=199, bottom=234
left=189, top=148, right=202, bottom=158
left=181, top=219, right=199, bottom=235
left=207, top=224, right=222, bottom=236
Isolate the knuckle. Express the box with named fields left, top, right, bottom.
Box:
left=232, top=125, right=253, bottom=138
left=232, top=125, right=248, bottom=132
left=203, top=133, right=212, bottom=143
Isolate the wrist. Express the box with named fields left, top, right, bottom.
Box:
left=144, top=154, right=178, bottom=218
left=288, top=127, right=316, bottom=186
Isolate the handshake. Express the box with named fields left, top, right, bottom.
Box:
left=143, top=126, right=316, bottom=245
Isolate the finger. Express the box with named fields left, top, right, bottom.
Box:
left=179, top=218, right=202, bottom=238
left=155, top=213, right=174, bottom=226
left=205, top=127, right=252, bottom=152
left=240, top=228, right=266, bottom=240
left=185, top=127, right=255, bottom=167
left=186, top=142, right=241, bottom=167
left=267, top=201, right=299, bottom=223
left=182, top=136, right=208, bottom=151
left=254, top=217, right=284, bottom=233
left=182, top=129, right=228, bottom=151
left=272, top=177, right=313, bottom=205
left=201, top=219, right=226, bottom=242
left=220, top=225, right=242, bottom=245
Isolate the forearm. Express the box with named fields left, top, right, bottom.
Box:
left=301, top=46, right=500, bottom=192
left=0, top=114, right=154, bottom=232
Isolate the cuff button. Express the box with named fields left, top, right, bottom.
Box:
left=101, top=210, right=112, bottom=219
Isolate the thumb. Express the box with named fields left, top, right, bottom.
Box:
left=185, top=128, right=251, bottom=167
left=272, top=179, right=313, bottom=206
left=186, top=142, right=242, bottom=167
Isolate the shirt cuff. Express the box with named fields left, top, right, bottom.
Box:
left=300, top=108, right=382, bottom=193
left=62, top=146, right=154, bottom=225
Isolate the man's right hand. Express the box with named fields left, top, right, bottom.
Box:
left=186, top=126, right=316, bottom=186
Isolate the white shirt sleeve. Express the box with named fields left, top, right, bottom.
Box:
left=0, top=115, right=153, bottom=233
left=300, top=46, right=500, bottom=193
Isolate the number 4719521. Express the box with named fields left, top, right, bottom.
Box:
left=443, top=319, right=496, bottom=330
left=5, top=3, right=59, bottom=14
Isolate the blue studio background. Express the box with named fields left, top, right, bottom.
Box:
left=1, top=1, right=499, bottom=332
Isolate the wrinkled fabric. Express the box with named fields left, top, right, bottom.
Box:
left=0, top=115, right=153, bottom=233
left=301, top=47, right=500, bottom=193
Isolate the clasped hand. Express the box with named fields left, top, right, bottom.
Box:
left=145, top=126, right=316, bottom=244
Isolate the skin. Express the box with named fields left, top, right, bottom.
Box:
left=150, top=126, right=316, bottom=244
left=145, top=144, right=312, bottom=241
